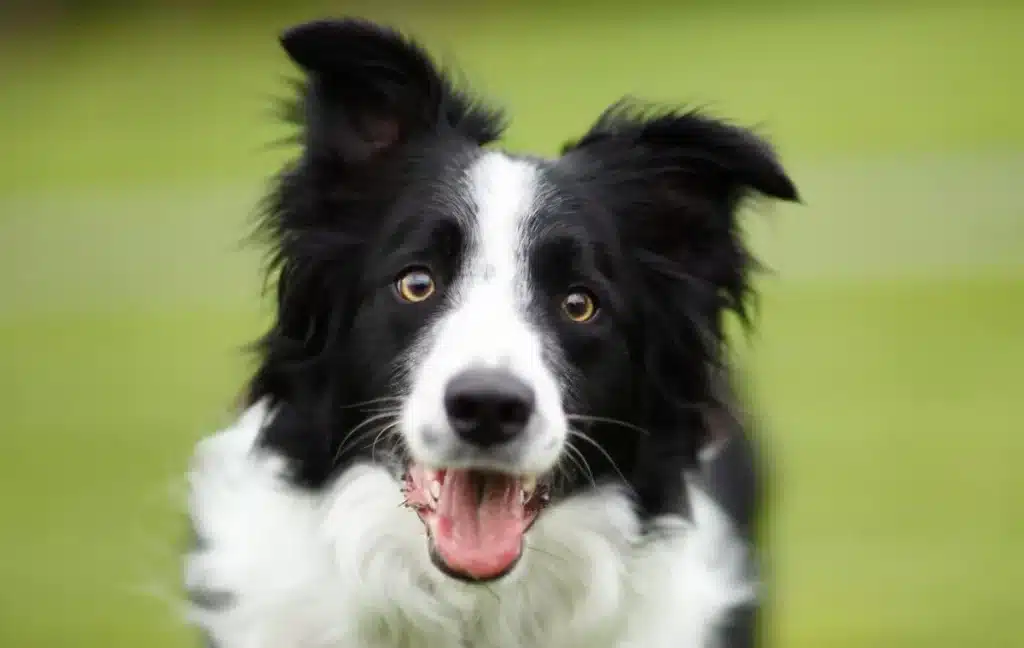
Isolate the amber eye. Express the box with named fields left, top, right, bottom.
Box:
left=395, top=268, right=436, bottom=303
left=561, top=290, right=598, bottom=323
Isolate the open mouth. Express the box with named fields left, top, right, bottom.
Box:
left=402, top=464, right=550, bottom=581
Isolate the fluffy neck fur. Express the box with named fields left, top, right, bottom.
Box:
left=185, top=401, right=756, bottom=648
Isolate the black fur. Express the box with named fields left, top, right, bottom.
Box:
left=551, top=104, right=797, bottom=516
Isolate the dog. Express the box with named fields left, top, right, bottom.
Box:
left=183, top=17, right=798, bottom=648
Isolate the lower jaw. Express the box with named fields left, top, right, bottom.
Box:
left=427, top=539, right=523, bottom=583
left=419, top=509, right=536, bottom=582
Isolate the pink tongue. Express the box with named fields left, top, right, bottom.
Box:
left=433, top=470, right=525, bottom=579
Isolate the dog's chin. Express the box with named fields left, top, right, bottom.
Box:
left=402, top=464, right=551, bottom=583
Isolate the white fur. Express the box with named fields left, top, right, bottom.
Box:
left=186, top=402, right=756, bottom=648
left=401, top=152, right=567, bottom=475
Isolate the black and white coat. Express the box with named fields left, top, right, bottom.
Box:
left=183, top=17, right=796, bottom=648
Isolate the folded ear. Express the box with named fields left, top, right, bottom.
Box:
left=280, top=18, right=505, bottom=162
left=562, top=100, right=799, bottom=326
left=562, top=100, right=798, bottom=202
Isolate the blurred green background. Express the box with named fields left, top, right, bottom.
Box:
left=1, top=0, right=1021, bottom=646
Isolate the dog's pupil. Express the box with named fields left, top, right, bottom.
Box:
left=408, top=274, right=430, bottom=295
left=566, top=294, right=587, bottom=316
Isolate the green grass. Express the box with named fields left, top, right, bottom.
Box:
left=754, top=280, right=1024, bottom=646
left=0, top=310, right=257, bottom=648
left=1, top=1, right=1022, bottom=647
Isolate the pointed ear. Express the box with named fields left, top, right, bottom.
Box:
left=280, top=18, right=505, bottom=162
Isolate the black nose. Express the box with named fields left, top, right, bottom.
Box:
left=444, top=368, right=536, bottom=447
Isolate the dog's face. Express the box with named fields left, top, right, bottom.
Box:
left=251, top=19, right=797, bottom=583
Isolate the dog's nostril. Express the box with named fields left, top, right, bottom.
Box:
left=497, top=400, right=531, bottom=426
left=446, top=395, right=478, bottom=425
left=444, top=368, right=536, bottom=446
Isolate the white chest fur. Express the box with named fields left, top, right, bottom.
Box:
left=185, top=404, right=755, bottom=648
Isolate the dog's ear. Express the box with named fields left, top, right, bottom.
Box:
left=562, top=100, right=798, bottom=200
left=280, top=18, right=504, bottom=162
left=562, top=100, right=799, bottom=329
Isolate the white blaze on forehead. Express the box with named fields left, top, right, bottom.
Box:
left=460, top=151, right=540, bottom=308
left=401, top=150, right=566, bottom=475
left=434, top=150, right=545, bottom=363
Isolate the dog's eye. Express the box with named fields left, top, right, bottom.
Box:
left=395, top=268, right=436, bottom=303
left=561, top=290, right=598, bottom=323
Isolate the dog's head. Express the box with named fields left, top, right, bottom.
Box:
left=250, top=18, right=798, bottom=583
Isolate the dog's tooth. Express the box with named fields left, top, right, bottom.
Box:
left=428, top=481, right=441, bottom=501
left=522, top=475, right=537, bottom=496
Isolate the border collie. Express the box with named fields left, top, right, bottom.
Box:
left=184, top=18, right=799, bottom=648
